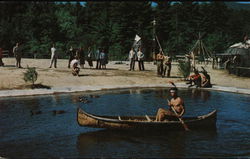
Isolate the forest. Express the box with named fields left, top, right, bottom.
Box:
left=0, top=1, right=249, bottom=60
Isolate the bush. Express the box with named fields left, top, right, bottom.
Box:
left=178, top=60, right=191, bottom=80
left=23, top=66, right=38, bottom=86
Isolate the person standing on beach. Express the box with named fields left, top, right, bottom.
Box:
left=156, top=49, right=164, bottom=76
left=100, top=49, right=106, bottom=69
left=79, top=46, right=85, bottom=69
left=128, top=48, right=136, bottom=71
left=68, top=46, right=75, bottom=68
left=87, top=47, right=93, bottom=68
left=163, top=55, right=172, bottom=77
left=49, top=44, right=57, bottom=68
left=13, top=42, right=22, bottom=68
left=137, top=47, right=145, bottom=71
left=95, top=48, right=101, bottom=69
left=0, top=47, right=4, bottom=66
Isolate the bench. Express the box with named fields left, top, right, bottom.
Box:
left=2, top=50, right=9, bottom=58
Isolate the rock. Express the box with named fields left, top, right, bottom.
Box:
left=52, top=110, right=66, bottom=115
left=89, top=95, right=100, bottom=98
left=30, top=110, right=42, bottom=116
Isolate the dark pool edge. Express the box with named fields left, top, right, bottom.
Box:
left=0, top=83, right=250, bottom=98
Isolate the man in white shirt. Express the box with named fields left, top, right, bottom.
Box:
left=137, top=47, right=145, bottom=71
left=49, top=44, right=57, bottom=68
left=128, top=48, right=136, bottom=71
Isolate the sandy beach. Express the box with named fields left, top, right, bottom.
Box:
left=0, top=58, right=250, bottom=94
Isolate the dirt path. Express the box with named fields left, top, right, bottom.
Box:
left=0, top=58, right=250, bottom=90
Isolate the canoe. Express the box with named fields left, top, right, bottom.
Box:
left=77, top=107, right=217, bottom=131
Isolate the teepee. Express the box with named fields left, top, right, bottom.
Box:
left=189, top=32, right=212, bottom=68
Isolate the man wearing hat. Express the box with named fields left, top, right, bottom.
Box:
left=155, top=87, right=185, bottom=121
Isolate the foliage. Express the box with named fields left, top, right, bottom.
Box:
left=23, top=66, right=38, bottom=86
left=0, top=2, right=249, bottom=60
left=178, top=60, right=191, bottom=79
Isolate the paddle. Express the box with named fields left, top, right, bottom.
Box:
left=168, top=81, right=190, bottom=131
left=167, top=99, right=189, bottom=131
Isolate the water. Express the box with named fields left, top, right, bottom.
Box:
left=0, top=88, right=249, bottom=158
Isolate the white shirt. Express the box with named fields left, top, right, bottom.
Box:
left=137, top=51, right=144, bottom=61
left=129, top=50, right=135, bottom=59
left=51, top=47, right=56, bottom=57
left=100, top=52, right=105, bottom=59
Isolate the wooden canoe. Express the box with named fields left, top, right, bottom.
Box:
left=77, top=107, right=217, bottom=131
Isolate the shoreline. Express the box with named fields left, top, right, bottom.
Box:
left=1, top=58, right=250, bottom=98
left=0, top=82, right=250, bottom=98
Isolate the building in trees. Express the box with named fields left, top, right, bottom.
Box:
left=215, top=38, right=250, bottom=77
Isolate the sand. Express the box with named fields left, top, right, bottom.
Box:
left=0, top=58, right=250, bottom=93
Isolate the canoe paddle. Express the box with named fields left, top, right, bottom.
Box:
left=167, top=99, right=190, bottom=131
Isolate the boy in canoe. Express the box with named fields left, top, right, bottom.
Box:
left=155, top=87, right=185, bottom=121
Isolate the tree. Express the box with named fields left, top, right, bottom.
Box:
left=23, top=66, right=38, bottom=87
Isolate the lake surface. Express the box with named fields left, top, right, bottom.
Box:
left=0, top=88, right=250, bottom=158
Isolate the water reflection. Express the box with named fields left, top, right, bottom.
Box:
left=76, top=129, right=217, bottom=158
left=191, top=89, right=211, bottom=102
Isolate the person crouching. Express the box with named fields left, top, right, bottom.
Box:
left=186, top=68, right=201, bottom=88
left=72, top=62, right=80, bottom=76
left=71, top=56, right=80, bottom=76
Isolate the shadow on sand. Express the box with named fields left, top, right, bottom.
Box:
left=2, top=65, right=20, bottom=68
left=31, top=83, right=51, bottom=89
left=162, top=75, right=183, bottom=78
left=78, top=74, right=90, bottom=77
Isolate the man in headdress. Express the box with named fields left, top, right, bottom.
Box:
left=187, top=67, right=201, bottom=88
left=200, top=66, right=212, bottom=88
left=155, top=87, right=185, bottom=121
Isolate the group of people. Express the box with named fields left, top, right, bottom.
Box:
left=155, top=49, right=172, bottom=77
left=186, top=67, right=212, bottom=88
left=155, top=67, right=212, bottom=121
left=0, top=42, right=109, bottom=76
left=47, top=44, right=109, bottom=76
left=95, top=48, right=108, bottom=69
left=128, top=47, right=145, bottom=71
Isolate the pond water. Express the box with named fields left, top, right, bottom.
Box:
left=0, top=88, right=250, bottom=158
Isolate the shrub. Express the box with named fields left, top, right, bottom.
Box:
left=23, top=66, right=38, bottom=86
left=178, top=60, right=191, bottom=80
